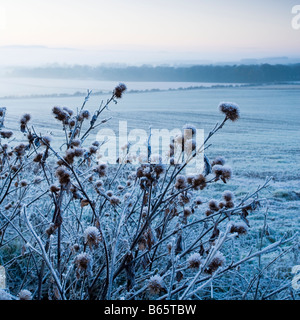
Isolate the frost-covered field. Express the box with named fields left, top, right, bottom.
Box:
left=0, top=83, right=299, bottom=300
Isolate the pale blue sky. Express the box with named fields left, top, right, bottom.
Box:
left=0, top=0, right=299, bottom=65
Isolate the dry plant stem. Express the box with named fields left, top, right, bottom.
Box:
left=22, top=206, right=66, bottom=300
left=158, top=233, right=298, bottom=300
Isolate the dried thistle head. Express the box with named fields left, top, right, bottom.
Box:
left=213, top=165, right=232, bottom=183
left=191, top=174, right=206, bottom=190
left=183, top=206, right=193, bottom=217
left=222, top=190, right=234, bottom=202
left=84, top=226, right=101, bottom=249
left=55, top=167, right=71, bottom=185
left=205, top=251, right=225, bottom=274
left=208, top=199, right=219, bottom=212
left=113, top=83, right=127, bottom=99
left=20, top=180, right=28, bottom=187
left=0, top=130, right=13, bottom=139
left=80, top=110, right=91, bottom=120
left=147, top=275, right=165, bottom=295
left=52, top=106, right=69, bottom=122
left=18, top=289, right=32, bottom=300
left=230, top=221, right=248, bottom=235
left=41, top=135, right=52, bottom=146
left=74, top=252, right=92, bottom=272
left=211, top=156, right=226, bottom=167
left=188, top=253, right=202, bottom=269
left=110, top=196, right=121, bottom=206
left=175, top=175, right=187, bottom=190
left=33, top=153, right=43, bottom=163
left=219, top=102, right=240, bottom=121
left=20, top=113, right=31, bottom=125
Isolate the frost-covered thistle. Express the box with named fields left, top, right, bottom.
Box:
left=113, top=83, right=127, bottom=99
left=20, top=180, right=28, bottom=187
left=209, top=199, right=219, bottom=212
left=229, top=221, right=248, bottom=235
left=222, top=190, right=234, bottom=202
left=188, top=253, right=202, bottom=269
left=147, top=275, right=165, bottom=295
left=75, top=253, right=92, bottom=273
left=205, top=251, right=225, bottom=274
left=0, top=130, right=13, bottom=139
left=84, top=226, right=101, bottom=249
left=18, top=289, right=32, bottom=300
left=175, top=175, right=187, bottom=190
left=211, top=156, right=226, bottom=167
left=213, top=165, right=232, bottom=183
left=55, top=167, right=71, bottom=185
left=110, top=196, right=121, bottom=206
left=219, top=102, right=240, bottom=121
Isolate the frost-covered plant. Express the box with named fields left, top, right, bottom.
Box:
left=0, top=84, right=298, bottom=301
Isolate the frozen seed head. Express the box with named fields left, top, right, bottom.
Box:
left=219, top=201, right=226, bottom=209
left=41, top=135, right=52, bottom=146
left=0, top=130, right=13, bottom=139
left=219, top=102, right=240, bottom=121
left=63, top=106, right=74, bottom=116
left=113, top=83, right=127, bottom=99
left=183, top=206, right=193, bottom=217
left=80, top=110, right=91, bottom=120
left=71, top=139, right=81, bottom=147
left=18, top=289, right=32, bottom=300
left=230, top=221, right=248, bottom=235
left=213, top=165, right=232, bottom=183
left=175, top=175, right=187, bottom=190
left=209, top=199, right=219, bottom=212
left=33, top=153, right=43, bottom=163
left=212, top=156, right=226, bottom=167
left=148, top=275, right=164, bottom=295
left=226, top=200, right=235, bottom=209
left=106, top=190, right=114, bottom=197
left=52, top=106, right=69, bottom=122
left=110, top=196, right=121, bottom=206
left=14, top=143, right=26, bottom=157
left=205, top=209, right=214, bottom=217
left=73, top=243, right=80, bottom=252
left=20, top=180, right=28, bottom=187
left=95, top=163, right=107, bottom=177
left=195, top=197, right=202, bottom=205
left=74, top=147, right=84, bottom=157
left=20, top=113, right=31, bottom=125
left=188, top=253, right=202, bottom=269
left=191, top=174, right=206, bottom=190
left=89, top=145, right=98, bottom=154
left=55, top=167, right=71, bottom=185
left=50, top=184, right=60, bottom=193
left=84, top=226, right=101, bottom=248
left=75, top=252, right=92, bottom=271
left=64, top=149, right=76, bottom=164
left=205, top=251, right=225, bottom=274
left=222, top=190, right=234, bottom=202
left=95, top=179, right=104, bottom=188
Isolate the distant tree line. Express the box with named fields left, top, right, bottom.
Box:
left=9, top=64, right=300, bottom=83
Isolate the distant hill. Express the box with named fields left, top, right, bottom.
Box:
left=7, top=63, right=300, bottom=83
